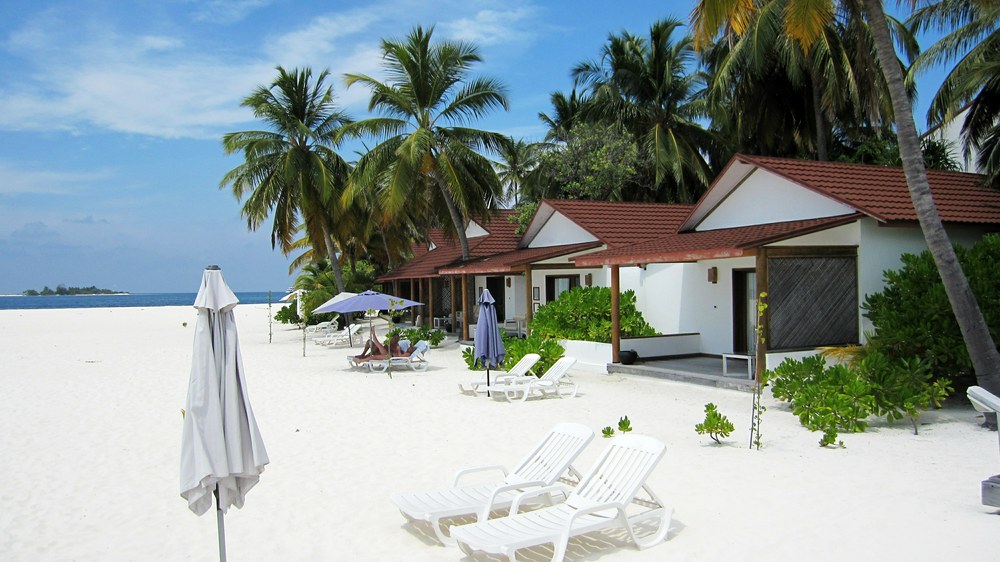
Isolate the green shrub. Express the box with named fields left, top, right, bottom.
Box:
left=863, top=234, right=1000, bottom=382
left=529, top=286, right=656, bottom=343
left=769, top=351, right=952, bottom=446
left=274, top=303, right=301, bottom=324
left=387, top=325, right=446, bottom=347
left=463, top=332, right=565, bottom=374
left=695, top=403, right=735, bottom=444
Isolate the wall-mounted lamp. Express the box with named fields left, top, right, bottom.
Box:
left=638, top=263, right=647, bottom=270
left=584, top=273, right=593, bottom=286
left=707, top=266, right=718, bottom=284
left=505, top=277, right=511, bottom=287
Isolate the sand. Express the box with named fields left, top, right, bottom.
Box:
left=0, top=303, right=996, bottom=561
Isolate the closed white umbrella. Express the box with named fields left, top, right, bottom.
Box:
left=180, top=266, right=269, bottom=562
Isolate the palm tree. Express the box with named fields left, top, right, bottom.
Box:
left=910, top=0, right=1000, bottom=185
left=572, top=18, right=716, bottom=203
left=698, top=1, right=917, bottom=161
left=692, top=0, right=1000, bottom=423
left=495, top=137, right=545, bottom=205
left=220, top=66, right=352, bottom=291
left=342, top=26, right=510, bottom=261
left=538, top=89, right=586, bottom=142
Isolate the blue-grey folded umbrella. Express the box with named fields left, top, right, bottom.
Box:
left=474, top=289, right=506, bottom=395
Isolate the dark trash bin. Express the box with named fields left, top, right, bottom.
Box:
left=619, top=349, right=639, bottom=365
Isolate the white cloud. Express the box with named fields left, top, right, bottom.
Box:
left=0, top=161, right=112, bottom=196
left=192, top=0, right=275, bottom=24
left=438, top=6, right=539, bottom=46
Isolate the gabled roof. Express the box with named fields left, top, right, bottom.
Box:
left=574, top=215, right=862, bottom=267
left=681, top=154, right=1000, bottom=230
left=377, top=211, right=519, bottom=281
left=522, top=199, right=695, bottom=248
left=438, top=242, right=603, bottom=275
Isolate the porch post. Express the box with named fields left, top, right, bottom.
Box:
left=611, top=264, right=620, bottom=363
left=754, top=249, right=769, bottom=382
left=523, top=265, right=533, bottom=335
left=450, top=276, right=457, bottom=333
left=410, top=278, right=417, bottom=324
left=462, top=274, right=470, bottom=341
left=428, top=277, right=434, bottom=328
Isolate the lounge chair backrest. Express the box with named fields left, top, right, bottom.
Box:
left=506, top=422, right=594, bottom=486
left=566, top=433, right=665, bottom=509
left=506, top=353, right=541, bottom=377
left=412, top=340, right=430, bottom=356
left=539, top=357, right=576, bottom=382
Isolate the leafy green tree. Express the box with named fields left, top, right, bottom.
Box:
left=573, top=18, right=715, bottom=202
left=530, top=286, right=656, bottom=343
left=910, top=0, right=1000, bottom=186
left=343, top=26, right=510, bottom=261
left=530, top=124, right=647, bottom=202
left=221, top=67, right=352, bottom=292
left=692, top=0, right=1000, bottom=426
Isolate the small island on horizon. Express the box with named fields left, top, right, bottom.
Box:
left=22, top=285, right=126, bottom=296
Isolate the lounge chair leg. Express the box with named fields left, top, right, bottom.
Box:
left=430, top=516, right=456, bottom=546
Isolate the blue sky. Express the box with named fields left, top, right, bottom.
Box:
left=0, top=0, right=947, bottom=294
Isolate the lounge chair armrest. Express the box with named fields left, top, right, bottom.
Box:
left=509, top=483, right=570, bottom=515
left=452, top=464, right=508, bottom=487
left=559, top=501, right=628, bottom=544
left=478, top=479, right=547, bottom=521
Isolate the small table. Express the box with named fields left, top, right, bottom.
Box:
left=722, top=353, right=754, bottom=380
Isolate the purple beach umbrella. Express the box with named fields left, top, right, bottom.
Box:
left=474, top=288, right=506, bottom=397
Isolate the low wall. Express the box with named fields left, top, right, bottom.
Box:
left=561, top=333, right=702, bottom=373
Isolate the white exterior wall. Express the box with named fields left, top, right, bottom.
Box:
left=528, top=213, right=597, bottom=247
left=697, top=169, right=856, bottom=230
left=506, top=275, right=526, bottom=322
left=856, top=219, right=987, bottom=337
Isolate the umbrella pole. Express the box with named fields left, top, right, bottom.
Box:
left=486, top=367, right=491, bottom=397
left=214, top=488, right=227, bottom=562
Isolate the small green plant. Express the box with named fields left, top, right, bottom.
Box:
left=529, top=287, right=656, bottom=343
left=602, top=426, right=615, bottom=438
left=695, top=403, right=735, bottom=444
left=749, top=291, right=767, bottom=450
left=388, top=325, right=446, bottom=347
left=618, top=416, right=632, bottom=433
left=182, top=322, right=187, bottom=328
left=274, top=303, right=301, bottom=324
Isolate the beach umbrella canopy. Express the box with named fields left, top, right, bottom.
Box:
left=474, top=288, right=506, bottom=396
left=313, top=289, right=421, bottom=314
left=180, top=266, right=269, bottom=562
left=311, top=291, right=358, bottom=314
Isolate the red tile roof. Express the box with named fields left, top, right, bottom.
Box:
left=574, top=215, right=861, bottom=266
left=530, top=200, right=695, bottom=248
left=377, top=211, right=520, bottom=281
left=438, top=242, right=603, bottom=275
left=739, top=154, right=1000, bottom=224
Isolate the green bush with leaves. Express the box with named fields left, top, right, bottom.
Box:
left=769, top=351, right=952, bottom=446
left=863, top=234, right=1000, bottom=382
left=463, top=332, right=565, bottom=375
left=274, top=303, right=301, bottom=325
left=387, top=325, right=446, bottom=347
left=529, top=286, right=656, bottom=343
left=695, top=403, right=735, bottom=444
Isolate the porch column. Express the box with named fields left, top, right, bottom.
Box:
left=427, top=277, right=435, bottom=327
left=524, top=265, right=533, bottom=335
left=754, top=249, right=770, bottom=382
left=410, top=278, right=417, bottom=324
left=461, top=274, right=470, bottom=341
left=611, top=264, right=620, bottom=363
left=450, top=276, right=457, bottom=333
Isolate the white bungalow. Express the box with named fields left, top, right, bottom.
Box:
left=574, top=154, right=1000, bottom=382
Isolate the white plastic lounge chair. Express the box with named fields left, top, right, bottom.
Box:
left=391, top=422, right=595, bottom=546
left=317, top=323, right=363, bottom=346
left=368, top=340, right=431, bottom=372
left=451, top=433, right=672, bottom=562
left=484, top=357, right=578, bottom=402
left=305, top=320, right=332, bottom=335
left=460, top=353, right=541, bottom=394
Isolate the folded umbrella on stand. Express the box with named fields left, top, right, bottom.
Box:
left=474, top=288, right=505, bottom=397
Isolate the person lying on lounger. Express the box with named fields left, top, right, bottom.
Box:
left=354, top=329, right=412, bottom=362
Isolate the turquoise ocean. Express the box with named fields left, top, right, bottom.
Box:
left=0, top=292, right=283, bottom=311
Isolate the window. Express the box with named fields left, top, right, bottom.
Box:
left=768, top=256, right=858, bottom=349
left=545, top=275, right=580, bottom=302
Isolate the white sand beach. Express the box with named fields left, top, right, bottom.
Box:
left=0, top=303, right=996, bottom=561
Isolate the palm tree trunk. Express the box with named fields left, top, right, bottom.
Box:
left=810, top=69, right=829, bottom=161
left=321, top=227, right=346, bottom=293
left=863, top=0, right=1000, bottom=428
left=381, top=234, right=395, bottom=270
left=438, top=183, right=471, bottom=261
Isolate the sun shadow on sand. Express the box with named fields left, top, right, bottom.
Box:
left=400, top=510, right=685, bottom=561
